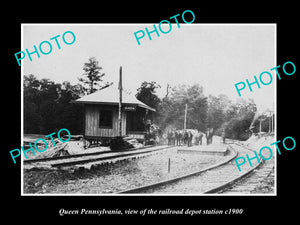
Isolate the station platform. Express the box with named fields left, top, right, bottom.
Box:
left=177, top=143, right=230, bottom=156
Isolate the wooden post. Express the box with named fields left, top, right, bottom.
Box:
left=118, top=66, right=122, bottom=137
left=168, top=158, right=171, bottom=173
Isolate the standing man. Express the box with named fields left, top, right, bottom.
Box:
left=222, top=129, right=226, bottom=144
left=171, top=129, right=175, bottom=146
left=175, top=130, right=179, bottom=146
left=184, top=130, right=188, bottom=145
left=199, top=131, right=203, bottom=145
left=194, top=131, right=199, bottom=145
left=187, top=131, right=193, bottom=147
left=167, top=129, right=172, bottom=146
left=206, top=128, right=210, bottom=145
left=209, top=128, right=214, bottom=144
left=178, top=130, right=183, bottom=146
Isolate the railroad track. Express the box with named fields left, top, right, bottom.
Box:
left=217, top=147, right=275, bottom=194
left=117, top=142, right=269, bottom=194
left=24, top=145, right=173, bottom=168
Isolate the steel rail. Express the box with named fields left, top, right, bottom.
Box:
left=117, top=142, right=264, bottom=194
left=50, top=145, right=173, bottom=167
left=203, top=143, right=264, bottom=193
left=116, top=146, right=238, bottom=194
left=23, top=144, right=164, bottom=164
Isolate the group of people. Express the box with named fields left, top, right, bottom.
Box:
left=166, top=128, right=214, bottom=147
left=167, top=129, right=192, bottom=147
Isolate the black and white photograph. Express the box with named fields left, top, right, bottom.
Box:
left=21, top=24, right=276, bottom=195
left=3, top=5, right=298, bottom=220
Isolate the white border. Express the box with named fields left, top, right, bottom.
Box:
left=21, top=23, right=277, bottom=197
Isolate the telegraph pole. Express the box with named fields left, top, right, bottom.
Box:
left=184, top=104, right=187, bottom=130
left=118, top=66, right=122, bottom=136
left=269, top=113, right=271, bottom=133
left=258, top=118, right=264, bottom=138
left=267, top=110, right=274, bottom=133
left=271, top=111, right=274, bottom=133
left=271, top=113, right=273, bottom=133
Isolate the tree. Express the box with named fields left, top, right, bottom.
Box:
left=157, top=84, right=208, bottom=131
left=23, top=75, right=60, bottom=134
left=78, top=57, right=112, bottom=94
left=23, top=75, right=84, bottom=135
left=24, top=74, right=41, bottom=133
left=136, top=81, right=161, bottom=110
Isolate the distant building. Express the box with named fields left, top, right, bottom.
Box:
left=72, top=85, right=155, bottom=145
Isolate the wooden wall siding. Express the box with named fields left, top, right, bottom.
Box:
left=85, top=104, right=126, bottom=137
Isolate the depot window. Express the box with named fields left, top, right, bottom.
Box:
left=99, top=110, right=113, bottom=128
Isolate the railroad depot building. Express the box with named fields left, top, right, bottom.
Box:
left=73, top=85, right=155, bottom=144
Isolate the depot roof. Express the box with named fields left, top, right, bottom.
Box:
left=72, top=85, right=156, bottom=112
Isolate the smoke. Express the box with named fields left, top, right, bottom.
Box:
left=249, top=104, right=272, bottom=133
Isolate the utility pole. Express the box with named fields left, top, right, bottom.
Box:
left=267, top=110, right=274, bottom=133
left=271, top=111, right=274, bottom=133
left=118, top=66, right=122, bottom=137
left=258, top=118, right=264, bottom=138
left=269, top=111, right=273, bottom=133
left=184, top=104, right=187, bottom=130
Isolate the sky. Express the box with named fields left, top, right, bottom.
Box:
left=22, top=24, right=276, bottom=112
